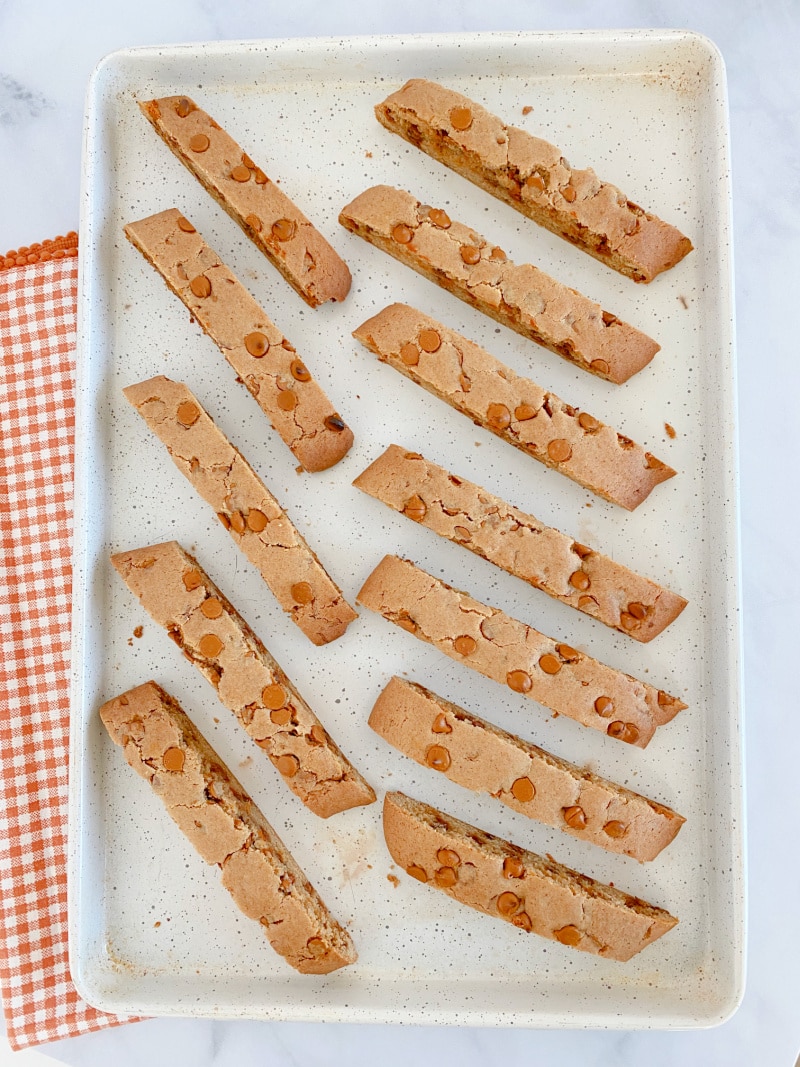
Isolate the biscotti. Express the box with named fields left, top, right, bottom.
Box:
left=383, top=792, right=678, bottom=961
left=139, top=97, right=351, bottom=307
left=99, top=681, right=357, bottom=973
left=112, top=542, right=374, bottom=817
left=124, top=208, right=352, bottom=472
left=123, top=376, right=357, bottom=645
left=370, top=678, right=684, bottom=860
left=357, top=556, right=685, bottom=748
left=353, top=445, right=686, bottom=637
left=352, top=305, right=674, bottom=510
left=375, top=79, right=693, bottom=284
left=339, top=186, right=659, bottom=384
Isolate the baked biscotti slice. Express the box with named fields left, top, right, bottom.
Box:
left=99, top=681, right=357, bottom=972
left=112, top=543, right=374, bottom=817
left=123, top=376, right=357, bottom=645
left=375, top=79, right=693, bottom=284
left=370, top=678, right=685, bottom=861
left=139, top=97, right=351, bottom=307
left=383, top=791, right=678, bottom=961
left=357, top=556, right=685, bottom=748
left=339, top=186, right=659, bottom=384
left=124, top=208, right=352, bottom=472
left=354, top=445, right=686, bottom=638
left=352, top=305, right=674, bottom=510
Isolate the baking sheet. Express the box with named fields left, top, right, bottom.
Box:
left=68, top=29, right=744, bottom=1028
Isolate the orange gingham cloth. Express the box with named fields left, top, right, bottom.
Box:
left=0, top=236, right=136, bottom=1049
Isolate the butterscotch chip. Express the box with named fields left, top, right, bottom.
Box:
left=189, top=133, right=210, bottom=152
left=99, top=681, right=357, bottom=973
left=400, top=342, right=420, bottom=366
left=512, top=911, right=533, bottom=932
left=607, top=721, right=640, bottom=744
left=201, top=597, right=224, bottom=619
left=418, top=328, right=441, bottom=353
left=489, top=246, right=506, bottom=261
left=547, top=439, right=572, bottom=463
left=277, top=389, right=297, bottom=411
left=604, top=821, right=628, bottom=839
left=122, top=379, right=357, bottom=643
left=591, top=359, right=610, bottom=375
left=449, top=106, right=473, bottom=131
left=487, top=403, right=511, bottom=430
left=275, top=753, right=300, bottom=777
left=407, top=863, right=428, bottom=882
left=507, top=669, right=532, bottom=693
left=511, top=777, right=535, bottom=803
left=555, top=925, right=582, bottom=947
left=437, top=847, right=460, bottom=867
left=403, top=494, right=427, bottom=522
left=594, top=696, right=614, bottom=717
left=182, top=568, right=203, bottom=591
left=199, top=634, right=224, bottom=658
left=578, top=412, right=601, bottom=432
left=351, top=308, right=674, bottom=509
left=231, top=164, right=251, bottom=182
left=291, top=582, right=314, bottom=605
left=453, top=526, right=471, bottom=541
left=247, top=509, right=268, bottom=532
left=176, top=215, right=196, bottom=233
left=453, top=635, right=477, bottom=656
left=244, top=332, right=269, bottom=357
left=272, top=218, right=296, bottom=241
left=396, top=614, right=417, bottom=633
left=620, top=612, right=637, bottom=630
left=310, top=724, right=326, bottom=745
left=556, top=644, right=579, bottom=660
left=392, top=223, right=413, bottom=244
left=628, top=602, right=648, bottom=620
left=374, top=80, right=692, bottom=284
left=162, top=746, right=185, bottom=771
left=538, top=654, right=561, bottom=675
left=563, top=805, right=587, bottom=829
left=175, top=97, right=194, bottom=118
left=428, top=208, right=451, bottom=228
left=261, top=684, right=287, bottom=711
left=426, top=744, right=451, bottom=771
left=369, top=679, right=686, bottom=861
left=431, top=713, right=452, bottom=734
left=245, top=213, right=263, bottom=232
left=290, top=359, right=311, bottom=382
left=569, top=570, right=591, bottom=591
left=434, top=866, right=458, bottom=888
left=357, top=557, right=686, bottom=747
left=190, top=275, right=211, bottom=298
left=124, top=210, right=353, bottom=471
left=176, top=400, right=200, bottom=427
left=496, top=891, right=520, bottom=917
left=270, top=707, right=292, bottom=726
left=340, top=188, right=661, bottom=383
left=325, top=415, right=347, bottom=432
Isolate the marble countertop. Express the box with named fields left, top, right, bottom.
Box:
left=1, top=1, right=798, bottom=1064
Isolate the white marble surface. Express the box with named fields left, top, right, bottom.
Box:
left=0, top=0, right=797, bottom=1064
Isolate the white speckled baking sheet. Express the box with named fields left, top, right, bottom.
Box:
left=69, top=30, right=743, bottom=1028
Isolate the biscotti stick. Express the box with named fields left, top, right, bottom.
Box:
left=139, top=97, right=351, bottom=307
left=112, top=543, right=374, bottom=817
left=375, top=79, right=693, bottom=284
left=124, top=208, right=352, bottom=472
left=370, top=678, right=685, bottom=861
left=383, top=791, right=678, bottom=961
left=339, top=186, right=659, bottom=384
left=354, top=445, right=686, bottom=637
left=352, top=306, right=674, bottom=510
left=123, top=376, right=357, bottom=645
left=99, top=681, right=357, bottom=973
left=357, top=556, right=685, bottom=748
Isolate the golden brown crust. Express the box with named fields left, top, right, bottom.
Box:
left=383, top=792, right=678, bottom=962
left=124, top=208, right=353, bottom=472
left=123, top=376, right=357, bottom=645
left=352, top=305, right=675, bottom=510
left=353, top=445, right=686, bottom=636
left=111, top=543, right=374, bottom=817
left=140, top=97, right=351, bottom=307
left=339, top=186, right=659, bottom=384
left=375, top=79, right=693, bottom=284
left=99, top=681, right=357, bottom=972
left=357, top=556, right=686, bottom=748
left=370, top=678, right=685, bottom=861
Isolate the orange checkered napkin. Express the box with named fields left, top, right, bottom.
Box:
left=0, top=236, right=137, bottom=1049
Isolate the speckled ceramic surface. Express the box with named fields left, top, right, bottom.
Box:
left=69, top=30, right=743, bottom=1028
